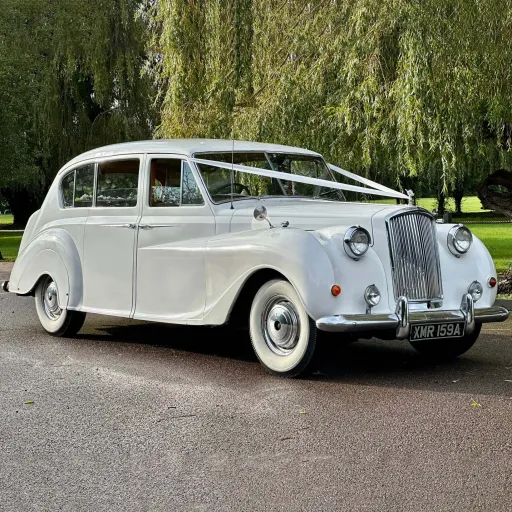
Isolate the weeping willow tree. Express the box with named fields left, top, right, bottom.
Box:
left=150, top=0, right=512, bottom=202
left=0, top=0, right=155, bottom=224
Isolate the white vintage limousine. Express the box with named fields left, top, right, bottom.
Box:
left=3, top=139, right=509, bottom=377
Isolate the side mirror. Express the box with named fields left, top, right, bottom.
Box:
left=253, top=205, right=273, bottom=228
left=253, top=205, right=268, bottom=221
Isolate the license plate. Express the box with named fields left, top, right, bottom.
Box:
left=409, top=323, right=465, bottom=341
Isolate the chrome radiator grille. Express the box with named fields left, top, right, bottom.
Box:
left=387, top=211, right=443, bottom=301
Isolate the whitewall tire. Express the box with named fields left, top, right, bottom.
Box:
left=35, top=275, right=86, bottom=337
left=249, top=279, right=317, bottom=377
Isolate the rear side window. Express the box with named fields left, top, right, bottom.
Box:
left=61, top=164, right=94, bottom=208
left=62, top=172, right=75, bottom=208
left=96, top=159, right=140, bottom=207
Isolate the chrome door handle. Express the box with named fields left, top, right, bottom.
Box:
left=139, top=224, right=182, bottom=229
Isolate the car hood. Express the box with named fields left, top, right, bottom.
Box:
left=230, top=199, right=405, bottom=233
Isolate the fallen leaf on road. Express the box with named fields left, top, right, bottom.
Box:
left=299, top=410, right=307, bottom=414
left=505, top=380, right=512, bottom=383
left=23, top=400, right=33, bottom=405
left=471, top=401, right=481, bottom=407
left=452, top=380, right=460, bottom=383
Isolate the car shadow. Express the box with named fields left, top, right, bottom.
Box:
left=76, top=318, right=512, bottom=397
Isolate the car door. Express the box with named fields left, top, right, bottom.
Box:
left=134, top=154, right=215, bottom=322
left=82, top=156, right=143, bottom=316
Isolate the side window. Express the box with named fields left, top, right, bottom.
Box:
left=60, top=163, right=95, bottom=208
left=96, top=159, right=139, bottom=207
left=150, top=159, right=204, bottom=207
left=74, top=165, right=94, bottom=207
left=181, top=162, right=204, bottom=205
left=61, top=172, right=75, bottom=208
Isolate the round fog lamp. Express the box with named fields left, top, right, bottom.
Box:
left=364, top=284, right=381, bottom=308
left=468, top=281, right=483, bottom=302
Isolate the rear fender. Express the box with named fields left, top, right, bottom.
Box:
left=9, top=229, right=83, bottom=309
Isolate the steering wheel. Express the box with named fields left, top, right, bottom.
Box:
left=318, top=189, right=346, bottom=201
left=212, top=182, right=252, bottom=196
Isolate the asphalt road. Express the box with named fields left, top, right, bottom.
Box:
left=1, top=281, right=512, bottom=511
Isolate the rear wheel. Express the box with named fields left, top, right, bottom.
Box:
left=249, top=279, right=317, bottom=377
left=35, top=276, right=86, bottom=336
left=409, top=323, right=482, bottom=359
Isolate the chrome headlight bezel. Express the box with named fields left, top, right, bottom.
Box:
left=447, top=224, right=473, bottom=256
left=343, top=226, right=371, bottom=260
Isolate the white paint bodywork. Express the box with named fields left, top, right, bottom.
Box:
left=8, top=139, right=500, bottom=330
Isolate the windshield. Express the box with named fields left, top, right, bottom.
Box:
left=195, top=151, right=346, bottom=203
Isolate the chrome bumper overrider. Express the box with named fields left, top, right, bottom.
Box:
left=316, top=294, right=510, bottom=339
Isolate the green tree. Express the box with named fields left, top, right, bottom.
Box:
left=150, top=0, right=512, bottom=200
left=0, top=0, right=155, bottom=225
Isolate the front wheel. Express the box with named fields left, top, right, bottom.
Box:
left=409, top=323, right=482, bottom=360
left=249, top=279, right=317, bottom=377
left=35, top=276, right=86, bottom=337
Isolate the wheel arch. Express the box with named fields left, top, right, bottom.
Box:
left=227, top=268, right=289, bottom=327
left=9, top=229, right=83, bottom=309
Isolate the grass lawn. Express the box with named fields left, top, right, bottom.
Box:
left=0, top=213, right=14, bottom=226
left=0, top=232, right=23, bottom=261
left=471, top=224, right=511, bottom=273
left=371, top=195, right=491, bottom=213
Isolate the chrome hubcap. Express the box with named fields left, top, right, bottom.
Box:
left=42, top=278, right=62, bottom=321
left=262, top=296, right=300, bottom=355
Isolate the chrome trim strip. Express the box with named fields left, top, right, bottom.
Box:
left=100, top=223, right=137, bottom=229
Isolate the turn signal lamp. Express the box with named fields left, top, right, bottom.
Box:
left=331, top=285, right=342, bottom=297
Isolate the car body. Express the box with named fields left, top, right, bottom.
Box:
left=3, top=139, right=509, bottom=376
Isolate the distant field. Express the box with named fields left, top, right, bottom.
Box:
left=371, top=196, right=489, bottom=213
left=0, top=214, right=14, bottom=225
left=0, top=232, right=23, bottom=261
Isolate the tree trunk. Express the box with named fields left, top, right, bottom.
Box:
left=476, top=169, right=512, bottom=218
left=1, top=188, right=42, bottom=226
left=453, top=187, right=464, bottom=215
left=437, top=191, right=446, bottom=215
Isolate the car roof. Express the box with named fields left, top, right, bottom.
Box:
left=63, top=139, right=322, bottom=171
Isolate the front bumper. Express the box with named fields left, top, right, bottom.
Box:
left=316, top=294, right=510, bottom=339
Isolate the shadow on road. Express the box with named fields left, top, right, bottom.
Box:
left=76, top=318, right=512, bottom=396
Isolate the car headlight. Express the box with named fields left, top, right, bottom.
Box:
left=447, top=225, right=473, bottom=256
left=344, top=226, right=371, bottom=260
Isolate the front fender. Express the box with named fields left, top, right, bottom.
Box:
left=436, top=224, right=498, bottom=309
left=203, top=228, right=337, bottom=324
left=9, top=229, right=83, bottom=309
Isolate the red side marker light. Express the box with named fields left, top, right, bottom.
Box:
left=331, top=285, right=341, bottom=297
left=488, top=277, right=497, bottom=288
